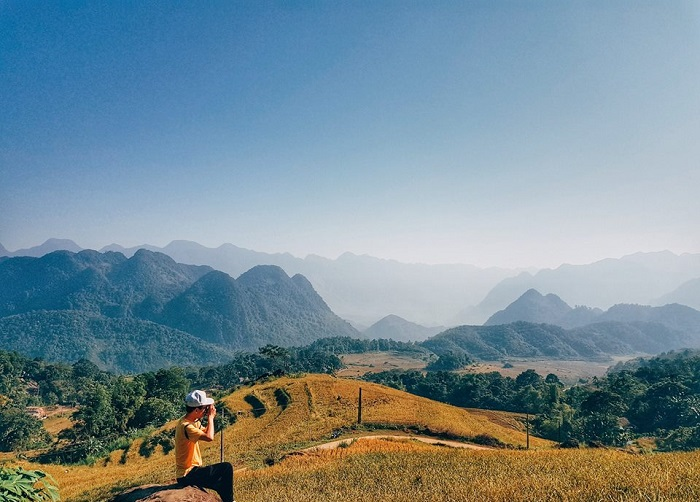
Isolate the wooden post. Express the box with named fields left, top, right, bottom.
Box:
left=526, top=412, right=530, bottom=450
left=358, top=387, right=362, bottom=424
left=559, top=415, right=562, bottom=444
left=220, top=407, right=225, bottom=463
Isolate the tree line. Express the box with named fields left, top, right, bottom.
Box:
left=0, top=343, right=343, bottom=462
left=364, top=349, right=700, bottom=449
left=1, top=341, right=699, bottom=464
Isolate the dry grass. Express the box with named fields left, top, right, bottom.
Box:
left=42, top=408, right=75, bottom=436
left=11, top=374, right=698, bottom=501
left=460, top=359, right=626, bottom=385
left=239, top=444, right=700, bottom=501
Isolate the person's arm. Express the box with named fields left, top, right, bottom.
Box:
left=200, top=405, right=217, bottom=442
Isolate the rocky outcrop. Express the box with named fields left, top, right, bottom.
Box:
left=110, top=483, right=219, bottom=502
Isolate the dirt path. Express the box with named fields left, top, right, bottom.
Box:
left=301, top=434, right=492, bottom=452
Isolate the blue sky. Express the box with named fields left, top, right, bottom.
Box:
left=1, top=1, right=699, bottom=268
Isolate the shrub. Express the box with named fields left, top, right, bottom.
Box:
left=658, top=427, right=700, bottom=452
left=0, top=465, right=59, bottom=501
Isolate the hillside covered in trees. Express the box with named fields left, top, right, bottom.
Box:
left=423, top=320, right=699, bottom=361
left=0, top=250, right=358, bottom=371
left=365, top=349, right=700, bottom=450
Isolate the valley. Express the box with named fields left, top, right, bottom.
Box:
left=459, top=357, right=632, bottom=385
left=335, top=350, right=624, bottom=385
left=335, top=351, right=433, bottom=377
left=2, top=245, right=700, bottom=501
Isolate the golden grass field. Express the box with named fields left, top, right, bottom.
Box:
left=11, top=374, right=700, bottom=501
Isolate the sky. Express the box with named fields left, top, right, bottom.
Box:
left=1, top=1, right=699, bottom=269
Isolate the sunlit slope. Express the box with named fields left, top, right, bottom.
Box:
left=28, top=374, right=547, bottom=501
left=221, top=374, right=548, bottom=462
left=239, top=444, right=700, bottom=501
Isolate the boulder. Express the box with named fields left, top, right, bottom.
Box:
left=110, top=483, right=220, bottom=502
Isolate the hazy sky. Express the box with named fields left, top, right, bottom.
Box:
left=2, top=1, right=699, bottom=268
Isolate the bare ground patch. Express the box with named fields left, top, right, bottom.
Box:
left=460, top=358, right=634, bottom=385
left=336, top=351, right=430, bottom=377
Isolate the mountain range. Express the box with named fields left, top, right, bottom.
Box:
left=0, top=249, right=357, bottom=372
left=3, top=244, right=700, bottom=372
left=3, top=239, right=700, bottom=327
left=486, top=289, right=700, bottom=332
left=423, top=319, right=699, bottom=362
left=0, top=239, right=524, bottom=326
left=457, top=251, right=700, bottom=324
left=428, top=289, right=700, bottom=361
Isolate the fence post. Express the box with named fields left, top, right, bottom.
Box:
left=220, top=407, right=225, bottom=463
left=526, top=412, right=530, bottom=450
left=358, top=387, right=362, bottom=424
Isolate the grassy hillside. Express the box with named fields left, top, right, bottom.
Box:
left=13, top=374, right=544, bottom=500
left=11, top=374, right=700, bottom=501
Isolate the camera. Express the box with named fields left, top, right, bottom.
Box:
left=201, top=405, right=211, bottom=419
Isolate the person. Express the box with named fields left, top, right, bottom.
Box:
left=175, top=389, right=235, bottom=502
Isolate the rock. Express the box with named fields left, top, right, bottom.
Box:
left=110, top=483, right=220, bottom=502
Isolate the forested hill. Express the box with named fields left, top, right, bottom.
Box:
left=0, top=249, right=212, bottom=318
left=485, top=289, right=700, bottom=332
left=0, top=311, right=235, bottom=373
left=423, top=321, right=700, bottom=361
left=0, top=250, right=359, bottom=371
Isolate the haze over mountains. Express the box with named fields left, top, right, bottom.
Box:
left=363, top=314, right=446, bottom=342
left=3, top=243, right=700, bottom=373
left=449, top=289, right=700, bottom=360
left=2, top=239, right=700, bottom=327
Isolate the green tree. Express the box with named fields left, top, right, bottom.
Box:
left=72, top=359, right=102, bottom=380
left=111, top=376, right=146, bottom=432
left=578, top=390, right=627, bottom=445
left=259, top=345, right=291, bottom=372
left=0, top=408, right=51, bottom=452
left=129, top=397, right=179, bottom=429
left=628, top=381, right=693, bottom=432
left=533, top=403, right=575, bottom=442
left=426, top=352, right=470, bottom=371
left=150, top=367, right=190, bottom=403
left=71, top=383, right=116, bottom=439
left=516, top=369, right=544, bottom=388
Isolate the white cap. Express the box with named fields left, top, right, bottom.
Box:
left=185, top=390, right=215, bottom=407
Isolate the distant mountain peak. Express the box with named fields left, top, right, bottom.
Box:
left=42, top=238, right=81, bottom=247
left=238, top=264, right=290, bottom=283
left=484, top=289, right=573, bottom=326
left=363, top=314, right=445, bottom=342
left=2, top=238, right=83, bottom=257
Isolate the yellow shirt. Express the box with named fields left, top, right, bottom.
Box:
left=175, top=417, right=208, bottom=477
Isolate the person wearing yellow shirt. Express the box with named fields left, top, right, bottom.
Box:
left=175, top=390, right=234, bottom=502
